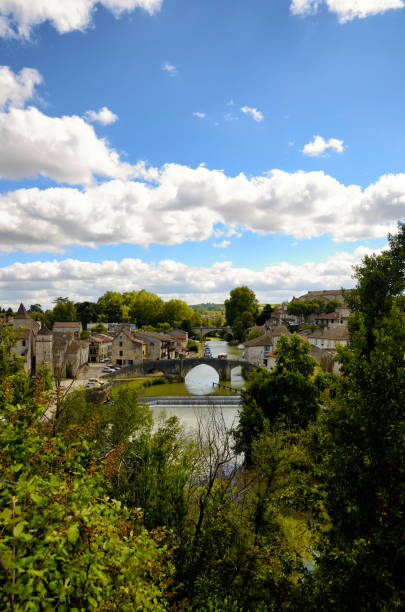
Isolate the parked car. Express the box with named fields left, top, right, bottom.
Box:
left=102, top=367, right=115, bottom=373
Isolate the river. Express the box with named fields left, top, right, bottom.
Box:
left=142, top=339, right=245, bottom=432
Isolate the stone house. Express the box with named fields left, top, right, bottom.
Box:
left=11, top=303, right=41, bottom=374
left=36, top=326, right=53, bottom=373
left=307, top=326, right=349, bottom=351
left=112, top=328, right=145, bottom=366
left=65, top=339, right=90, bottom=377
left=243, top=325, right=291, bottom=370
left=169, top=329, right=188, bottom=349
left=51, top=332, right=89, bottom=378
left=89, top=333, right=114, bottom=362
left=134, top=330, right=176, bottom=360
left=53, top=321, right=82, bottom=338
left=315, top=309, right=349, bottom=329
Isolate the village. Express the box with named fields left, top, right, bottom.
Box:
left=2, top=288, right=351, bottom=386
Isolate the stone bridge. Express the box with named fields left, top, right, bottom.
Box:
left=105, top=358, right=255, bottom=381
left=191, top=325, right=234, bottom=338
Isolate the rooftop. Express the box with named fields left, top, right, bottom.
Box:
left=15, top=303, right=30, bottom=319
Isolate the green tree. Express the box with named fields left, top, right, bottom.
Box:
left=256, top=303, right=274, bottom=325
left=324, top=298, right=341, bottom=313
left=311, top=223, right=405, bottom=609
left=0, top=331, right=172, bottom=610
left=97, top=291, right=124, bottom=322
left=225, top=286, right=259, bottom=327
left=234, top=334, right=320, bottom=460
left=162, top=299, right=194, bottom=326
left=91, top=322, right=108, bottom=334
left=128, top=289, right=164, bottom=327
left=75, top=300, right=99, bottom=328
left=52, top=299, right=77, bottom=322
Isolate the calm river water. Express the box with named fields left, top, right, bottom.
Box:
left=143, top=339, right=245, bottom=432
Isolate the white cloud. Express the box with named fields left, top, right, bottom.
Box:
left=162, top=61, right=177, bottom=77
left=302, top=135, right=344, bottom=157
left=0, top=164, right=404, bottom=253
left=0, top=105, right=142, bottom=185
left=290, top=0, right=321, bottom=16
left=0, top=65, right=42, bottom=110
left=290, top=0, right=404, bottom=22
left=0, top=246, right=380, bottom=308
left=0, top=0, right=163, bottom=39
left=224, top=112, right=238, bottom=121
left=193, top=112, right=206, bottom=119
left=213, top=240, right=230, bottom=248
left=241, top=106, right=264, bottom=122
left=84, top=106, right=118, bottom=125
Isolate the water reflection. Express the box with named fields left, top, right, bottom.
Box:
left=184, top=339, right=245, bottom=395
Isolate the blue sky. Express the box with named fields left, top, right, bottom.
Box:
left=0, top=0, right=404, bottom=308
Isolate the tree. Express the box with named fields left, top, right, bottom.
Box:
left=52, top=299, right=77, bottom=322
left=234, top=334, right=320, bottom=460
left=91, top=322, right=108, bottom=334
left=311, top=223, right=405, bottom=609
left=29, top=304, right=43, bottom=313
left=225, top=286, right=258, bottom=327
left=128, top=290, right=164, bottom=327
left=0, top=330, right=173, bottom=610
left=162, top=299, right=194, bottom=327
left=75, top=301, right=99, bottom=328
left=256, top=303, right=274, bottom=325
left=97, top=291, right=124, bottom=323
left=324, top=298, right=341, bottom=313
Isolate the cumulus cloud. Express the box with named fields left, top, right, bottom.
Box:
left=213, top=240, right=230, bottom=248
left=241, top=106, right=264, bottom=122
left=290, top=0, right=404, bottom=22
left=84, top=106, right=118, bottom=125
left=0, top=106, right=142, bottom=185
left=0, top=164, right=403, bottom=252
left=0, top=246, right=379, bottom=308
left=162, top=61, right=177, bottom=76
left=302, top=135, right=344, bottom=156
left=0, top=0, right=163, bottom=39
left=193, top=112, right=206, bottom=119
left=0, top=65, right=42, bottom=109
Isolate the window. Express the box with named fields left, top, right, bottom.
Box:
left=22, top=340, right=26, bottom=347
left=119, top=350, right=123, bottom=356
left=119, top=341, right=123, bottom=347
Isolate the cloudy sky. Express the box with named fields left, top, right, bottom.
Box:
left=0, top=0, right=404, bottom=308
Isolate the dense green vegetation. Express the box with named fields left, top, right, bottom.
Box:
left=287, top=297, right=341, bottom=318
left=1, top=223, right=404, bottom=610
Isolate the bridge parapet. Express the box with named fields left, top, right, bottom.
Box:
left=104, top=358, right=254, bottom=382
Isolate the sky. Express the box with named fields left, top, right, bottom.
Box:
left=0, top=0, right=404, bottom=309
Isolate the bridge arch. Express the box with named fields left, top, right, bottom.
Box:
left=105, top=358, right=256, bottom=382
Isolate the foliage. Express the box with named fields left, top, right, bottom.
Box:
left=0, top=331, right=172, bottom=610
left=127, top=289, right=164, bottom=327
left=90, top=322, right=108, bottom=334
left=80, top=329, right=90, bottom=339
left=74, top=301, right=99, bottom=328
left=311, top=222, right=405, bottom=609
left=52, top=299, right=77, bottom=322
left=225, top=286, right=259, bottom=327
left=287, top=298, right=341, bottom=318
left=247, top=328, right=264, bottom=341
left=162, top=299, right=194, bottom=327
left=234, top=334, right=320, bottom=460
left=97, top=291, right=124, bottom=323
left=187, top=340, right=199, bottom=352
left=256, top=303, right=274, bottom=325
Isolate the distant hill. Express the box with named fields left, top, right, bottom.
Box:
left=191, top=303, right=225, bottom=313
